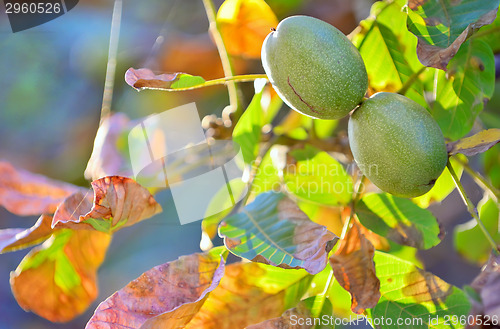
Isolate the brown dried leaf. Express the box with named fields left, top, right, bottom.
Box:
left=85, top=113, right=134, bottom=181
left=408, top=1, right=498, bottom=70
left=467, top=254, right=500, bottom=327
left=447, top=128, right=500, bottom=156
left=52, top=177, right=162, bottom=233
left=0, top=214, right=56, bottom=253
left=184, top=262, right=311, bottom=329
left=10, top=229, right=111, bottom=322
left=329, top=222, right=381, bottom=314
left=85, top=250, right=225, bottom=329
left=0, top=161, right=80, bottom=216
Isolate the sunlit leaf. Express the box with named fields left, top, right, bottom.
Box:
left=184, top=262, right=312, bottom=328
left=454, top=196, right=500, bottom=264
left=85, top=113, right=134, bottom=181
left=0, top=214, right=55, bottom=253
left=431, top=39, right=495, bottom=140
left=247, top=297, right=331, bottom=329
left=52, top=176, right=162, bottom=233
left=86, top=248, right=226, bottom=329
left=386, top=241, right=423, bottom=269
left=366, top=252, right=471, bottom=328
left=284, top=145, right=352, bottom=206
left=249, top=146, right=282, bottom=199
left=447, top=128, right=500, bottom=156
left=330, top=222, right=380, bottom=314
left=217, top=0, right=278, bottom=58
left=233, top=79, right=265, bottom=164
left=125, top=68, right=206, bottom=91
left=273, top=111, right=310, bottom=140
left=413, top=156, right=464, bottom=208
left=406, top=0, right=499, bottom=70
left=306, top=266, right=358, bottom=320
left=201, top=179, right=248, bottom=241
left=351, top=0, right=426, bottom=105
left=356, top=193, right=442, bottom=249
left=297, top=202, right=345, bottom=237
left=220, top=191, right=337, bottom=274
left=11, top=229, right=111, bottom=322
left=0, top=161, right=80, bottom=216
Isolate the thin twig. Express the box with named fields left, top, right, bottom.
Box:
left=139, top=74, right=268, bottom=92
left=447, top=160, right=499, bottom=256
left=453, top=156, right=500, bottom=201
left=201, top=0, right=242, bottom=118
left=100, top=0, right=123, bottom=124
left=341, top=175, right=366, bottom=240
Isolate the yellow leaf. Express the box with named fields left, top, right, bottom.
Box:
left=447, top=128, right=500, bottom=156
left=217, top=0, right=278, bottom=58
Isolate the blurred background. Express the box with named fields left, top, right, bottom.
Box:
left=0, top=0, right=499, bottom=328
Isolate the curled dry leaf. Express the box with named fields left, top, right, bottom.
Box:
left=10, top=229, right=111, bottom=322
left=447, top=128, right=500, bottom=156
left=407, top=0, right=499, bottom=70
left=0, top=161, right=80, bottom=216
left=329, top=222, right=381, bottom=314
left=86, top=249, right=225, bottom=329
left=125, top=68, right=206, bottom=91
left=85, top=113, right=134, bottom=181
left=219, top=191, right=338, bottom=275
left=467, top=255, right=500, bottom=328
left=217, top=0, right=279, bottom=58
left=184, top=262, right=312, bottom=329
left=52, top=176, right=162, bottom=233
left=0, top=214, right=55, bottom=253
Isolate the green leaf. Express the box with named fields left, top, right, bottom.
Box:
left=233, top=80, right=265, bottom=164
left=219, top=191, right=337, bottom=274
left=284, top=145, right=352, bottom=206
left=413, top=156, right=464, bottom=208
left=454, top=196, right=500, bottom=264
left=306, top=266, right=358, bottom=320
left=314, top=119, right=338, bottom=139
left=356, top=193, right=442, bottom=249
left=302, top=297, right=334, bottom=329
left=366, top=252, right=471, bottom=329
left=352, top=0, right=426, bottom=106
left=482, top=144, right=500, bottom=189
left=249, top=147, right=282, bottom=199
left=431, top=39, right=495, bottom=140
left=473, top=13, right=500, bottom=52
left=406, top=0, right=499, bottom=70
left=201, top=179, right=248, bottom=240
left=386, top=241, right=423, bottom=268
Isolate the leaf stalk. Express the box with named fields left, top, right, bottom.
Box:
left=447, top=160, right=499, bottom=256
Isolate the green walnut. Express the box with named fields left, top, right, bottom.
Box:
left=348, top=92, right=448, bottom=198
left=261, top=15, right=368, bottom=120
